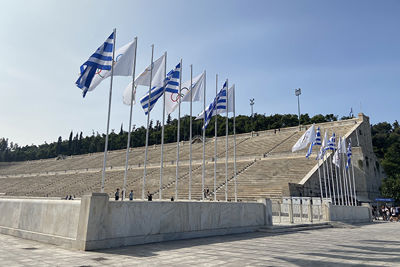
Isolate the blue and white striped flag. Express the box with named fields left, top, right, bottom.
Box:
left=76, top=32, right=114, bottom=97
left=306, top=127, right=321, bottom=158
left=203, top=81, right=227, bottom=129
left=315, top=127, right=322, bottom=145
left=317, top=131, right=328, bottom=160
left=346, top=140, right=352, bottom=169
left=325, top=133, right=336, bottom=151
left=139, top=62, right=181, bottom=115
left=164, top=62, right=183, bottom=115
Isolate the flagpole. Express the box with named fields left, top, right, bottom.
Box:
left=328, top=152, right=336, bottom=204
left=351, top=154, right=357, bottom=205
left=347, top=138, right=354, bottom=205
left=189, top=64, right=193, bottom=200
left=341, top=150, right=349, bottom=205
left=347, top=166, right=354, bottom=205
left=336, top=139, right=344, bottom=205
left=142, top=44, right=154, bottom=200
left=334, top=149, right=342, bottom=205
left=213, top=74, right=218, bottom=201
left=323, top=154, right=331, bottom=200
left=159, top=51, right=167, bottom=200
left=175, top=59, right=183, bottom=200
left=233, top=84, right=237, bottom=202
left=225, top=79, right=229, bottom=202
left=201, top=70, right=206, bottom=201
left=317, top=158, right=323, bottom=200
left=101, top=28, right=116, bottom=193
left=122, top=37, right=137, bottom=199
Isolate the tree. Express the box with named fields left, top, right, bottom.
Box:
left=381, top=175, right=400, bottom=202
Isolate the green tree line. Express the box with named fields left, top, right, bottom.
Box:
left=1, top=113, right=399, bottom=201
left=0, top=113, right=340, bottom=162
left=371, top=121, right=400, bottom=202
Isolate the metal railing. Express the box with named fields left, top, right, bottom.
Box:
left=272, top=197, right=324, bottom=224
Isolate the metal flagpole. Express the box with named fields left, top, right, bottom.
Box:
left=101, top=28, right=116, bottom=193
left=317, top=158, right=323, bottom=199
left=159, top=52, right=167, bottom=200
left=233, top=84, right=237, bottom=202
left=189, top=64, right=193, bottom=200
left=347, top=166, right=354, bottom=205
left=213, top=74, right=218, bottom=201
left=122, top=37, right=137, bottom=200
left=334, top=149, right=342, bottom=205
left=351, top=155, right=357, bottom=205
left=142, top=44, right=154, bottom=200
left=201, top=70, right=206, bottom=201
left=342, top=150, right=349, bottom=205
left=225, top=79, right=229, bottom=202
left=328, top=152, right=336, bottom=204
left=323, top=154, right=331, bottom=200
left=175, top=59, right=183, bottom=200
left=347, top=138, right=354, bottom=205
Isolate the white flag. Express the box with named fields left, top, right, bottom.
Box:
left=292, top=124, right=316, bottom=152
left=195, top=84, right=234, bottom=120
left=181, top=71, right=205, bottom=102
left=165, top=71, right=205, bottom=115
left=317, top=131, right=328, bottom=160
left=333, top=137, right=342, bottom=167
left=123, top=54, right=166, bottom=105
left=89, top=40, right=136, bottom=92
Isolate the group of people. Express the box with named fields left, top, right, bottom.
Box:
left=114, top=189, right=175, bottom=202
left=372, top=205, right=400, bottom=221
left=114, top=188, right=134, bottom=201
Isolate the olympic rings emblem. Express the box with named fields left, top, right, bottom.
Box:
left=95, top=53, right=123, bottom=78
left=170, top=87, right=189, bottom=102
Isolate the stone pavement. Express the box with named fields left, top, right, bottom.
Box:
left=0, top=222, right=399, bottom=267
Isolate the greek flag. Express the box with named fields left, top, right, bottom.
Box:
left=139, top=62, right=181, bottom=115
left=346, top=140, right=352, bottom=169
left=164, top=62, right=183, bottom=115
left=315, top=127, right=322, bottom=145
left=76, top=32, right=114, bottom=97
left=203, top=81, right=227, bottom=129
left=306, top=127, right=322, bottom=159
left=325, top=133, right=336, bottom=151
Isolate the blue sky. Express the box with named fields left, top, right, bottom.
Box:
left=0, top=0, right=399, bottom=146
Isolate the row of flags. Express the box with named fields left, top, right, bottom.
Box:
left=292, top=125, right=356, bottom=206
left=76, top=33, right=233, bottom=121
left=75, top=30, right=238, bottom=200
left=293, top=126, right=353, bottom=169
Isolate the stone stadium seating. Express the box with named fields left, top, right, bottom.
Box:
left=0, top=118, right=362, bottom=200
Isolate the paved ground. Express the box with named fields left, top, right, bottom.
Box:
left=0, top=222, right=399, bottom=267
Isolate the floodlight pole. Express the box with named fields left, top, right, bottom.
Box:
left=295, top=88, right=301, bottom=130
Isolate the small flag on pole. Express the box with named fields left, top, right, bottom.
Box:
left=332, top=137, right=341, bottom=167
left=325, top=133, right=336, bottom=151
left=76, top=32, right=115, bottom=97
left=292, top=124, right=316, bottom=152
left=89, top=39, right=137, bottom=92
left=306, top=127, right=321, bottom=158
left=196, top=83, right=233, bottom=120
left=123, top=54, right=166, bottom=105
left=203, top=81, right=227, bottom=129
left=317, top=131, right=328, bottom=160
left=346, top=140, right=352, bottom=169
left=140, top=62, right=181, bottom=115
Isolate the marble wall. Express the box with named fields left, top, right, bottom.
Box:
left=0, top=198, right=80, bottom=247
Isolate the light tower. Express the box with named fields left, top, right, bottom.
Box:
left=250, top=98, right=255, bottom=118
left=295, top=88, right=301, bottom=129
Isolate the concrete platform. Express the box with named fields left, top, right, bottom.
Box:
left=0, top=222, right=399, bottom=266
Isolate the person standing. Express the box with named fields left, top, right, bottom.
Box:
left=115, top=188, right=120, bottom=201
left=129, top=190, right=134, bottom=201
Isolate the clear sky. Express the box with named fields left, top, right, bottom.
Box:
left=0, top=0, right=399, bottom=146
